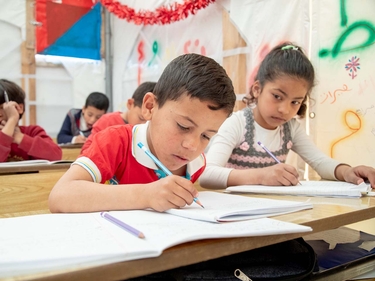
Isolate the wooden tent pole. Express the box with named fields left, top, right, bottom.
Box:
left=222, top=10, right=247, bottom=112
left=22, top=0, right=36, bottom=125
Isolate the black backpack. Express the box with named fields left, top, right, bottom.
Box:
left=128, top=238, right=318, bottom=281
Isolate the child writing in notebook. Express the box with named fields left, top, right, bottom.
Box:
left=49, top=53, right=236, bottom=213
left=57, top=91, right=109, bottom=144
left=0, top=79, right=62, bottom=162
left=199, top=42, right=375, bottom=189
left=80, top=81, right=156, bottom=153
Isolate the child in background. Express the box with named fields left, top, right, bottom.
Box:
left=80, top=81, right=156, bottom=153
left=49, top=53, right=235, bottom=213
left=57, top=91, right=109, bottom=144
left=199, top=42, right=375, bottom=189
left=0, top=79, right=62, bottom=162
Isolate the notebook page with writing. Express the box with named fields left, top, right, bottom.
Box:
left=0, top=210, right=312, bottom=279
left=226, top=181, right=370, bottom=198
left=166, top=191, right=312, bottom=222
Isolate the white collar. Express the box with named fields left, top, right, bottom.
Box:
left=132, top=121, right=205, bottom=174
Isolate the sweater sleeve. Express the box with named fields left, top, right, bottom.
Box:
left=289, top=119, right=340, bottom=180
left=199, top=112, right=245, bottom=189
left=19, top=126, right=62, bottom=161
left=0, top=131, right=13, bottom=162
left=57, top=114, right=74, bottom=144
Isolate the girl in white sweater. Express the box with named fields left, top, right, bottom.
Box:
left=200, top=42, right=375, bottom=189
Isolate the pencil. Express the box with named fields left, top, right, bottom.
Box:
left=101, top=212, right=145, bottom=239
left=257, top=141, right=302, bottom=185
left=4, top=91, right=9, bottom=103
left=257, top=141, right=280, bottom=164
left=137, top=142, right=205, bottom=209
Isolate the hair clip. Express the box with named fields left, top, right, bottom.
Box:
left=281, top=45, right=299, bottom=51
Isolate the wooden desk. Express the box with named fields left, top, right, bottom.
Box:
left=0, top=170, right=65, bottom=217
left=60, top=143, right=82, bottom=161
left=0, top=162, right=71, bottom=175
left=3, top=194, right=375, bottom=281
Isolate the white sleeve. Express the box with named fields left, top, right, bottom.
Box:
left=199, top=111, right=246, bottom=189
left=289, top=119, right=341, bottom=180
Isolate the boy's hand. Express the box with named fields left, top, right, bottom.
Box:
left=342, top=165, right=375, bottom=188
left=145, top=175, right=199, bottom=212
left=3, top=101, right=20, bottom=123
left=259, top=164, right=300, bottom=186
left=74, top=135, right=87, bottom=143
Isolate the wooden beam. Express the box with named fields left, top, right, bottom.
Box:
left=21, top=0, right=36, bottom=125
left=222, top=10, right=247, bottom=112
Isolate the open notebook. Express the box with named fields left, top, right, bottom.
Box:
left=0, top=159, right=73, bottom=167
left=226, top=181, right=371, bottom=198
left=0, top=209, right=312, bottom=279
left=166, top=191, right=312, bottom=222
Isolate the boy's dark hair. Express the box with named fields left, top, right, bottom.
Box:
left=132, top=82, right=156, bottom=107
left=244, top=42, right=315, bottom=118
left=84, top=92, right=110, bottom=112
left=0, top=79, right=26, bottom=119
left=153, top=54, right=235, bottom=116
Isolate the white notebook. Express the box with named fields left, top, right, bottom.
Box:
left=0, top=210, right=312, bottom=279
left=0, top=159, right=73, bottom=167
left=166, top=191, right=312, bottom=222
left=226, top=181, right=371, bottom=198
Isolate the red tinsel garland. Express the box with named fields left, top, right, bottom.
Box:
left=101, top=0, right=216, bottom=25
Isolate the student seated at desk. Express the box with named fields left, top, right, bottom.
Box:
left=57, top=92, right=109, bottom=145
left=0, top=79, right=62, bottom=162
left=199, top=42, right=375, bottom=189
left=49, top=53, right=235, bottom=213
left=80, top=81, right=156, bottom=154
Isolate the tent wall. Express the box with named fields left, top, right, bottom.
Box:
left=0, top=0, right=374, bottom=177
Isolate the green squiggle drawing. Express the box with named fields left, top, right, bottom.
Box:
left=319, top=21, right=375, bottom=58
left=340, top=0, right=347, bottom=26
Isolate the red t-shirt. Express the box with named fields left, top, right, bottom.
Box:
left=81, top=111, right=125, bottom=154
left=75, top=123, right=205, bottom=185
left=0, top=125, right=62, bottom=162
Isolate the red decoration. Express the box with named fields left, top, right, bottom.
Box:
left=101, top=0, right=216, bottom=25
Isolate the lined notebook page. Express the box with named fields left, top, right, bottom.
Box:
left=226, top=181, right=371, bottom=198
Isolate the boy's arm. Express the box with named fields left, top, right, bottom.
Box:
left=0, top=130, right=13, bottom=162
left=57, top=114, right=74, bottom=144
left=19, top=126, right=62, bottom=161
left=49, top=165, right=199, bottom=213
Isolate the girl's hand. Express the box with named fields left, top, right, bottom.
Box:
left=342, top=165, right=375, bottom=188
left=144, top=175, right=199, bottom=212
left=259, top=164, right=300, bottom=186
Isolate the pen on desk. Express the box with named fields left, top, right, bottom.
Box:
left=101, top=212, right=145, bottom=239
left=137, top=142, right=205, bottom=209
left=257, top=141, right=302, bottom=186
left=4, top=91, right=9, bottom=103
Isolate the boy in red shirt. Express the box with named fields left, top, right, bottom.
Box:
left=49, top=54, right=235, bottom=213
left=0, top=79, right=62, bottom=162
left=80, top=81, right=156, bottom=154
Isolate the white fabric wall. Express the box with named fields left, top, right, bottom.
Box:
left=0, top=0, right=374, bottom=171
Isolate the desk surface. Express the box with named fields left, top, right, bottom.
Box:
left=0, top=170, right=65, bottom=217
left=3, top=192, right=375, bottom=281
left=58, top=143, right=83, bottom=149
